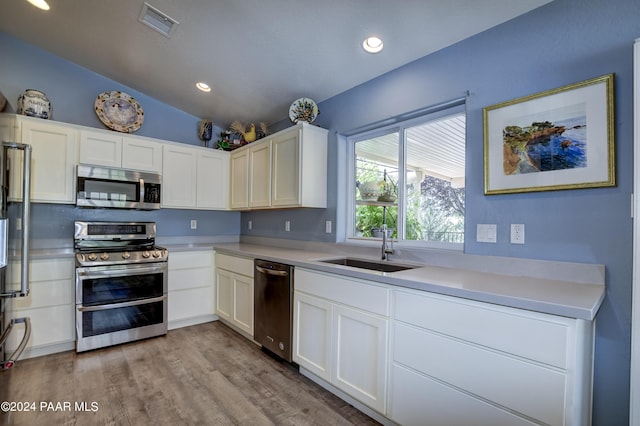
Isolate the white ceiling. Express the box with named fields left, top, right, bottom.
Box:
left=0, top=0, right=552, bottom=127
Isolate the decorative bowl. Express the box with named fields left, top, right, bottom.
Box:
left=359, top=181, right=381, bottom=201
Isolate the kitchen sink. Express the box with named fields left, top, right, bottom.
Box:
left=317, top=257, right=419, bottom=273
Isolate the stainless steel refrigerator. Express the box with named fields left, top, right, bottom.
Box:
left=0, top=141, right=32, bottom=370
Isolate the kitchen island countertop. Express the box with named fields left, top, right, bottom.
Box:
left=213, top=242, right=605, bottom=321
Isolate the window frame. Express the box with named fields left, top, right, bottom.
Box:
left=343, top=103, right=466, bottom=251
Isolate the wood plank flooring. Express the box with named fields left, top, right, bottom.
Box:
left=1, top=321, right=380, bottom=425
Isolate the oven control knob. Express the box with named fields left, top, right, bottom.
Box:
left=122, top=252, right=131, bottom=260
left=142, top=251, right=151, bottom=258
left=152, top=250, right=161, bottom=258
left=78, top=253, right=86, bottom=262
left=88, top=253, right=98, bottom=261
left=100, top=252, right=110, bottom=261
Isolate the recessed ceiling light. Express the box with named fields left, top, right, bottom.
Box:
left=26, top=0, right=50, bottom=11
left=363, top=36, right=383, bottom=54
left=196, top=82, right=211, bottom=93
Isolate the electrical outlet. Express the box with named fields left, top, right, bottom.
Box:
left=16, top=218, right=21, bottom=231
left=510, top=224, right=525, bottom=244
left=190, top=219, right=197, bottom=230
left=248, top=220, right=252, bottom=230
left=325, top=220, right=332, bottom=233
left=285, top=220, right=290, bottom=232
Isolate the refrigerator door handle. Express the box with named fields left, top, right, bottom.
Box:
left=19, top=143, right=31, bottom=297
left=0, top=317, right=31, bottom=370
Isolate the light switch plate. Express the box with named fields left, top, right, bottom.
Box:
left=477, top=224, right=497, bottom=243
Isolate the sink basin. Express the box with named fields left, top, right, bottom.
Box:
left=317, top=257, right=419, bottom=273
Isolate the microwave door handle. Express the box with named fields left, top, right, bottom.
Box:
left=78, top=295, right=167, bottom=312
left=140, top=177, right=145, bottom=203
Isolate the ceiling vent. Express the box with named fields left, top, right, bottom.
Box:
left=138, top=2, right=179, bottom=38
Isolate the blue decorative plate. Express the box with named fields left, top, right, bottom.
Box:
left=289, top=98, right=319, bottom=123
left=94, top=91, right=144, bottom=133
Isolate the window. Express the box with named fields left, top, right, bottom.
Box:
left=348, top=106, right=466, bottom=248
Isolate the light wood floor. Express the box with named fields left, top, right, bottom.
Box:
left=1, top=321, right=380, bottom=425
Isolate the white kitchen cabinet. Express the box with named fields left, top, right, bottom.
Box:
left=248, top=140, right=272, bottom=208
left=229, top=122, right=328, bottom=210
left=294, top=268, right=389, bottom=414
left=230, top=148, right=249, bottom=209
left=196, top=149, right=230, bottom=210
left=214, top=253, right=254, bottom=339
left=5, top=257, right=76, bottom=359
left=79, top=129, right=163, bottom=173
left=163, top=143, right=230, bottom=210
left=162, top=144, right=198, bottom=208
left=79, top=129, right=122, bottom=168
left=10, top=116, right=78, bottom=203
left=388, top=288, right=594, bottom=426
left=167, top=250, right=215, bottom=329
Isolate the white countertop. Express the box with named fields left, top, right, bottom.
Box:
left=213, top=242, right=605, bottom=321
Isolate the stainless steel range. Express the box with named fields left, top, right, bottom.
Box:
left=74, top=221, right=168, bottom=352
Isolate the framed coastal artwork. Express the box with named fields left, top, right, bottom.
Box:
left=483, top=74, right=615, bottom=195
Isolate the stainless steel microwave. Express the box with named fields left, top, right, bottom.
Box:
left=76, top=164, right=161, bottom=210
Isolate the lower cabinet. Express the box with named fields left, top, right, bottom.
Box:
left=214, top=253, right=254, bottom=339
left=293, top=268, right=389, bottom=414
left=389, top=288, right=594, bottom=426
left=6, top=257, right=76, bottom=359
left=167, top=250, right=215, bottom=329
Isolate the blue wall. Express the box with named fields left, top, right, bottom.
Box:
left=2, top=0, right=639, bottom=422
left=253, top=0, right=639, bottom=423
left=0, top=32, right=241, bottom=241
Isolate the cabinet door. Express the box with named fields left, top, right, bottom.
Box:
left=122, top=137, right=163, bottom=173
left=215, top=268, right=234, bottom=322
left=233, top=273, right=254, bottom=336
left=162, top=144, right=197, bottom=208
left=19, top=119, right=78, bottom=203
left=293, top=291, right=332, bottom=382
left=79, top=130, right=122, bottom=167
left=271, top=131, right=300, bottom=207
left=332, top=304, right=388, bottom=414
left=230, top=149, right=249, bottom=209
left=248, top=140, right=271, bottom=208
left=197, top=149, right=229, bottom=209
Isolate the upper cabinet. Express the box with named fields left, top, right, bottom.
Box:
left=5, top=115, right=78, bottom=204
left=230, top=122, right=328, bottom=211
left=162, top=143, right=230, bottom=210
left=79, top=129, right=162, bottom=173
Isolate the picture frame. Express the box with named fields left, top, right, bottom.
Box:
left=483, top=74, right=615, bottom=195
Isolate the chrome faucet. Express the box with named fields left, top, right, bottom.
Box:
left=381, top=224, right=394, bottom=261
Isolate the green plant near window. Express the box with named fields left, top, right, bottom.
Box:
left=356, top=205, right=397, bottom=237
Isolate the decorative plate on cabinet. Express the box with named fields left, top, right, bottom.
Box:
left=289, top=98, right=319, bottom=124
left=94, top=91, right=144, bottom=133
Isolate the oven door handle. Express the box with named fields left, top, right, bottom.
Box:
left=77, top=295, right=167, bottom=312
left=76, top=264, right=166, bottom=278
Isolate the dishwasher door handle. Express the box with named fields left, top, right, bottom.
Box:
left=256, top=265, right=289, bottom=277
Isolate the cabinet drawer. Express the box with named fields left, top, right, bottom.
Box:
left=8, top=258, right=74, bottom=283
left=169, top=250, right=213, bottom=270
left=11, top=279, right=73, bottom=309
left=7, top=305, right=75, bottom=351
left=389, top=364, right=537, bottom=426
left=168, top=286, right=214, bottom=322
left=394, top=289, right=570, bottom=368
left=394, top=322, right=566, bottom=426
left=169, top=267, right=214, bottom=291
left=296, top=269, right=389, bottom=316
left=215, top=253, right=254, bottom=277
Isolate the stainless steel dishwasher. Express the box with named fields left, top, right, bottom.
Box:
left=254, top=259, right=294, bottom=362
